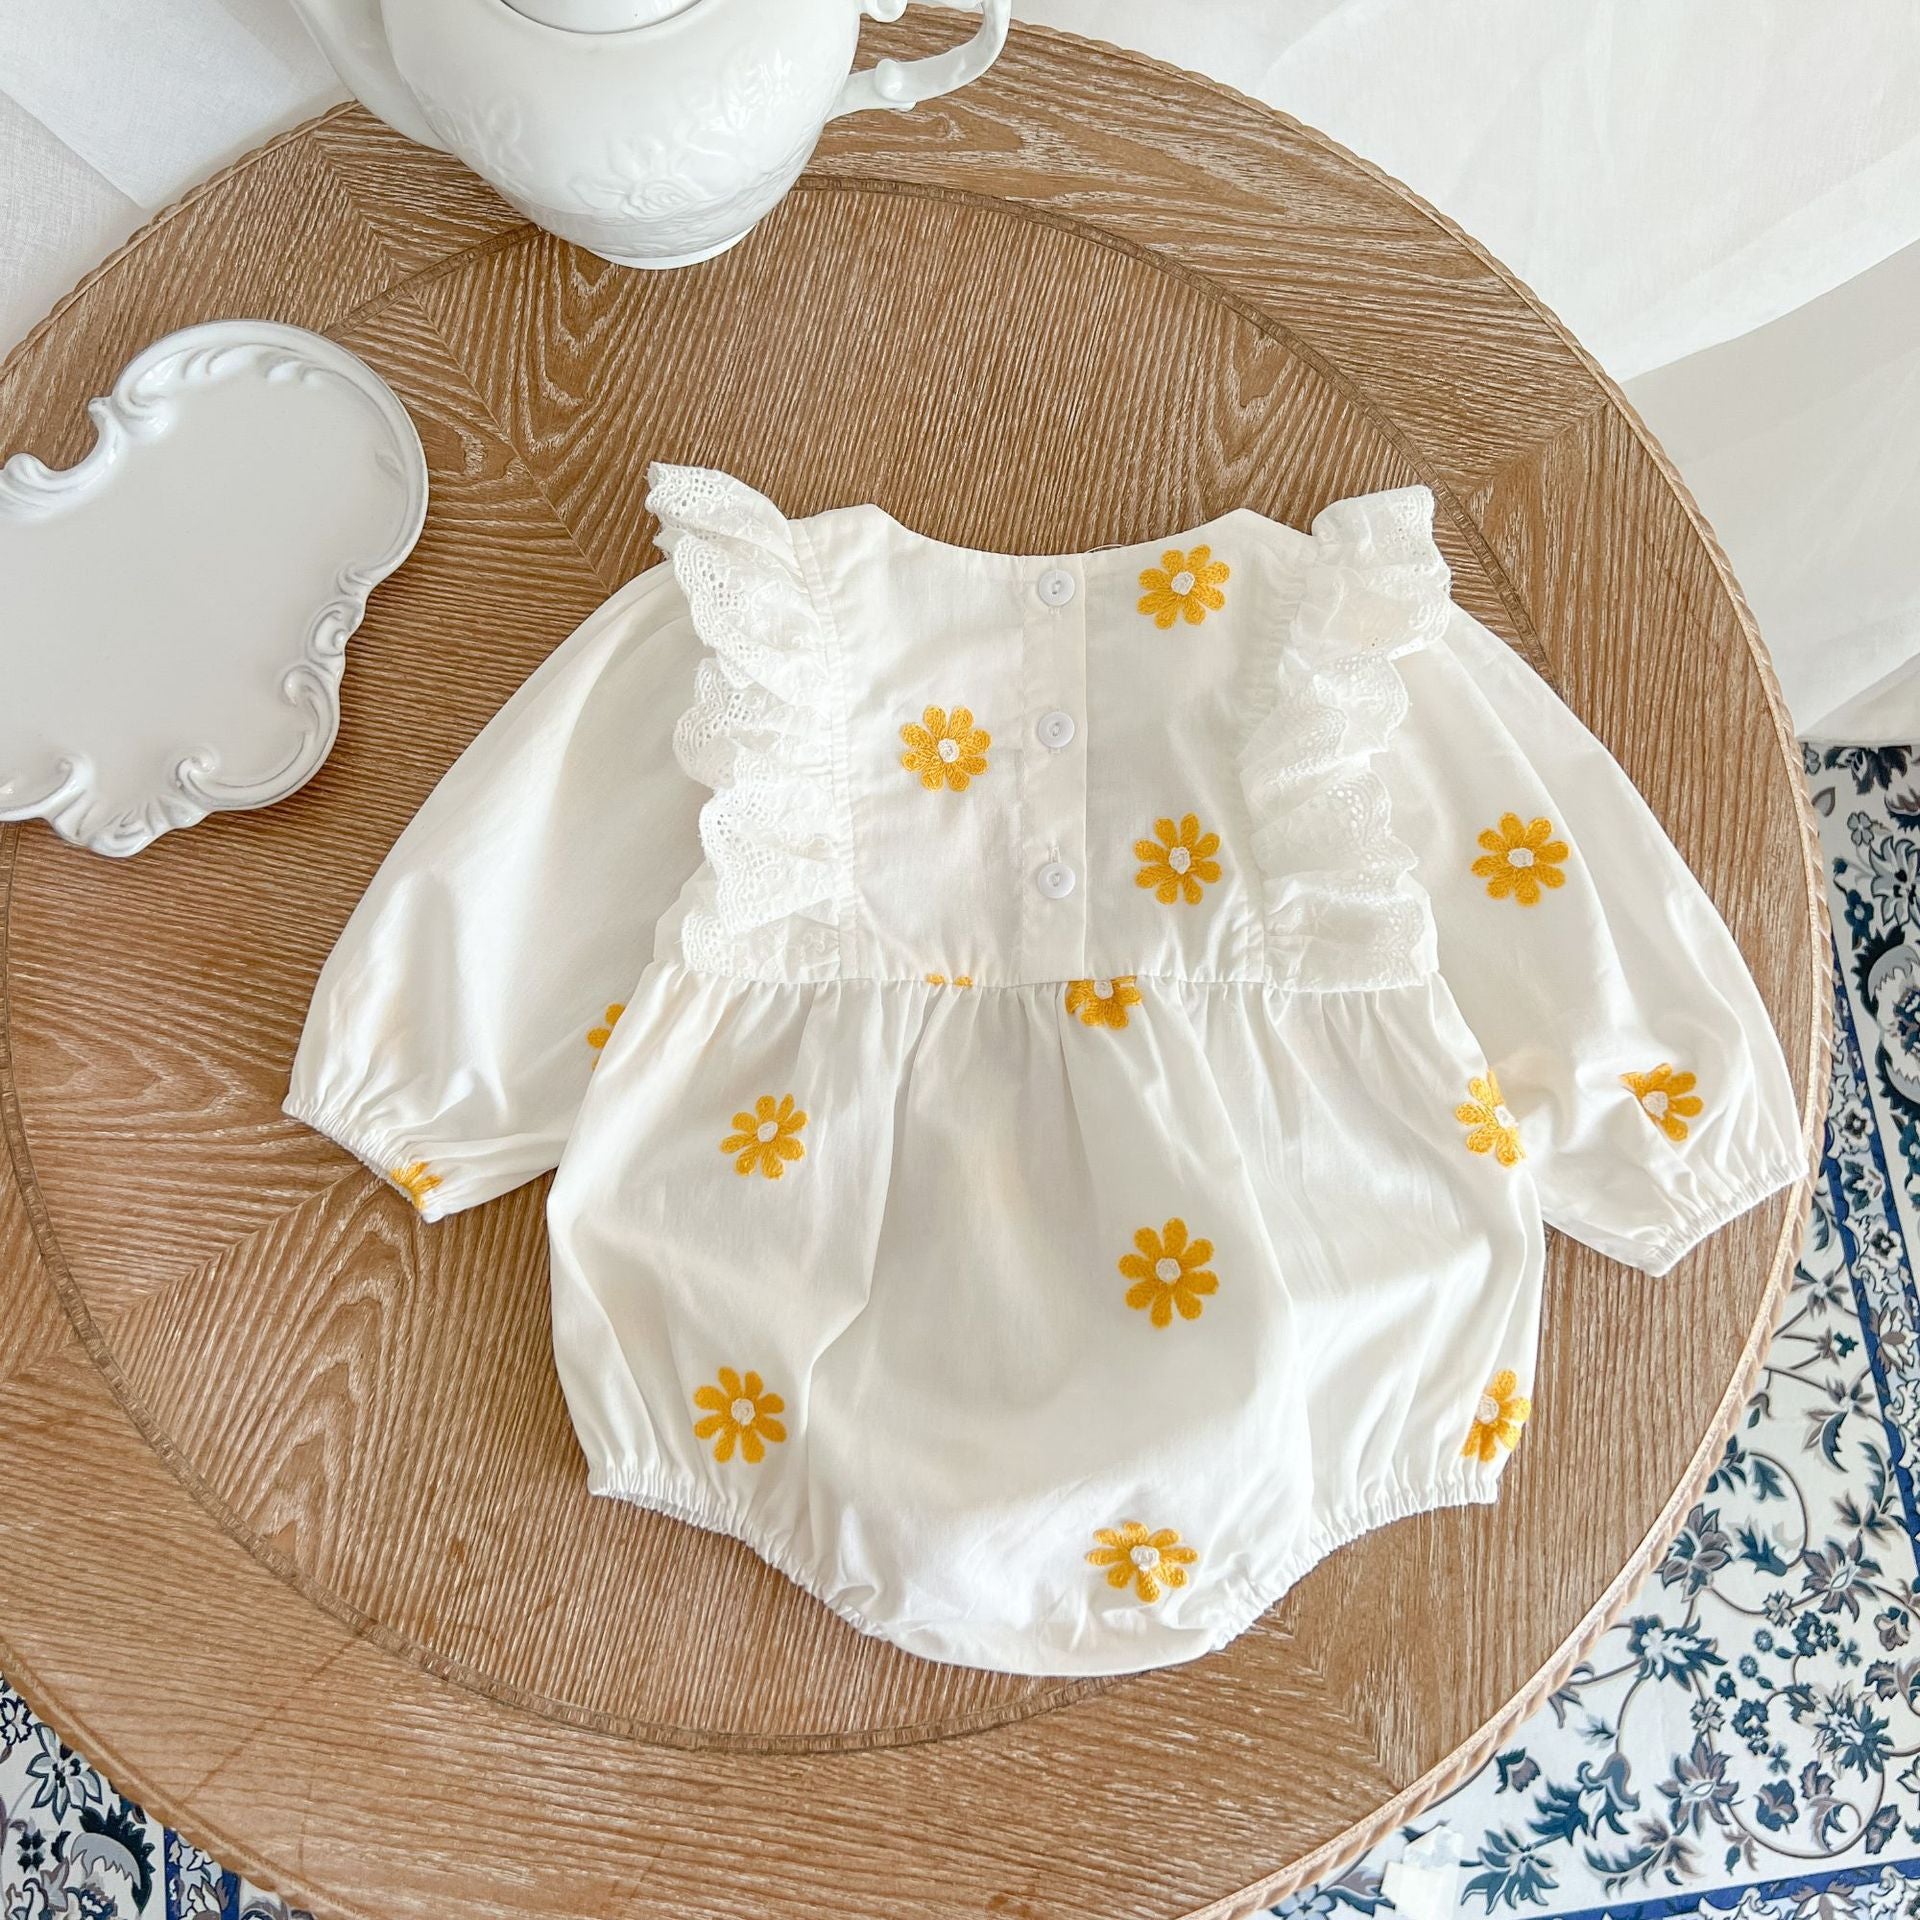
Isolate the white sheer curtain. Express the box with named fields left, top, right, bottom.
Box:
left=4, top=0, right=1917, bottom=736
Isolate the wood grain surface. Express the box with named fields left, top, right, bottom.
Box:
left=0, top=12, right=1826, bottom=1916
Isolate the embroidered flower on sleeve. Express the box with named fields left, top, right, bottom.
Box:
left=1135, top=813, right=1222, bottom=905
left=587, top=1002, right=626, bottom=1064
left=720, top=1093, right=808, bottom=1178
left=1119, top=1217, right=1218, bottom=1325
left=389, top=1162, right=440, bottom=1211
left=1087, top=1521, right=1199, bottom=1602
left=1137, top=546, right=1230, bottom=628
left=925, top=973, right=975, bottom=988
left=1622, top=1062, right=1703, bottom=1142
left=693, top=1367, right=787, bottom=1464
left=900, top=705, right=991, bottom=792
left=1455, top=1072, right=1524, bottom=1166
left=1463, top=1369, right=1531, bottom=1462
left=1066, top=976, right=1143, bottom=1029
left=1471, top=812, right=1570, bottom=905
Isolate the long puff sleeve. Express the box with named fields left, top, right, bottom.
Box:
left=284, top=564, right=705, bottom=1219
left=1385, top=603, right=1807, bottom=1275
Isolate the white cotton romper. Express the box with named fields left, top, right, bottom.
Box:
left=284, top=462, right=1807, bottom=1676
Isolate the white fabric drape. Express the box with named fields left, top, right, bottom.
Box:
left=3, top=0, right=1917, bottom=735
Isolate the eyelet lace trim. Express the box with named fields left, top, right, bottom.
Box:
left=648, top=462, right=845, bottom=980
left=1239, top=486, right=1450, bottom=990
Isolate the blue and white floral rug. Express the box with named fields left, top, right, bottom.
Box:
left=3, top=743, right=1918, bottom=1920
left=1290, top=744, right=1920, bottom=1920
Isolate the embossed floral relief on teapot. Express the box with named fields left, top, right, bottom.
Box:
left=288, top=0, right=1011, bottom=267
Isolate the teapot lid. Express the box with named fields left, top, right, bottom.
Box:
left=500, top=0, right=702, bottom=27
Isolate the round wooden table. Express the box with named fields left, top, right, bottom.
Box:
left=0, top=14, right=1823, bottom=1917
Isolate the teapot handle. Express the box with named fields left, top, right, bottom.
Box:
left=830, top=0, right=1012, bottom=120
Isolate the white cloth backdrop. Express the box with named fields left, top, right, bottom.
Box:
left=3, top=0, right=1918, bottom=736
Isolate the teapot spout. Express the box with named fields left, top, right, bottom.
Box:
left=285, top=0, right=446, bottom=152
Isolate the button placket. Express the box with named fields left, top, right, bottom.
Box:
left=1019, top=558, right=1089, bottom=980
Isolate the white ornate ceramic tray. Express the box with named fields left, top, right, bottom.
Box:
left=0, top=319, right=427, bottom=855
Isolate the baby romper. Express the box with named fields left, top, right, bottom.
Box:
left=285, top=462, right=1807, bottom=1675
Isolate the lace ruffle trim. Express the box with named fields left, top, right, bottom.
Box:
left=1239, top=486, right=1451, bottom=990
left=648, top=462, right=843, bottom=979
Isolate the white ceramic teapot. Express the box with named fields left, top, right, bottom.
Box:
left=289, top=0, right=1011, bottom=267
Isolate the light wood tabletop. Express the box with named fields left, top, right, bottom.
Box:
left=0, top=12, right=1824, bottom=1917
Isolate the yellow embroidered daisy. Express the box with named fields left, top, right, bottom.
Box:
left=1471, top=812, right=1570, bottom=906
left=1137, top=545, right=1230, bottom=629
left=389, top=1161, right=440, bottom=1211
left=586, top=1001, right=625, bottom=1063
left=1135, top=813, right=1222, bottom=906
left=1065, top=976, right=1143, bottom=1030
left=925, top=973, right=975, bottom=988
left=900, top=705, right=991, bottom=792
left=692, top=1367, right=787, bottom=1464
left=1455, top=1072, right=1524, bottom=1166
left=1622, top=1062, right=1703, bottom=1143
left=1087, top=1521, right=1199, bottom=1602
left=1463, top=1369, right=1531, bottom=1463
left=720, top=1093, right=808, bottom=1178
left=1119, top=1216, right=1218, bottom=1326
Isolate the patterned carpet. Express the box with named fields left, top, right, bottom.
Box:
left=2, top=744, right=1917, bottom=1920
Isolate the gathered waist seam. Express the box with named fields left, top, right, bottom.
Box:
left=651, top=961, right=1442, bottom=996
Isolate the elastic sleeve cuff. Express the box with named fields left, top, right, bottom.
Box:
left=1559, top=1157, right=1811, bottom=1278
left=282, top=1092, right=450, bottom=1223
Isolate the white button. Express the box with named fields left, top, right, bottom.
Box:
left=1036, top=709, right=1076, bottom=750
left=1036, top=860, right=1076, bottom=899
left=1036, top=568, right=1076, bottom=607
